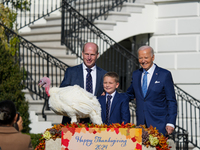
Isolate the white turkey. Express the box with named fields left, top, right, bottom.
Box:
left=38, top=77, right=102, bottom=125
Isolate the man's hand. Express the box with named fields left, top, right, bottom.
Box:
left=166, top=125, right=174, bottom=135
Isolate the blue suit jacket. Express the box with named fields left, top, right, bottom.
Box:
left=98, top=92, right=130, bottom=125
left=126, top=65, right=177, bottom=135
left=60, top=64, right=107, bottom=97
left=60, top=64, right=107, bottom=124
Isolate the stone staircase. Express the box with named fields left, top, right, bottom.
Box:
left=94, top=3, right=144, bottom=30
left=20, top=16, right=77, bottom=67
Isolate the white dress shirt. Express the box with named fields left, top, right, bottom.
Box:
left=82, top=63, right=97, bottom=95
left=141, top=63, right=156, bottom=88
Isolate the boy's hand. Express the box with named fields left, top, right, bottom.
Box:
left=101, top=92, right=105, bottom=96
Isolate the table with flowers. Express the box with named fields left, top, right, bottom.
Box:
left=35, top=123, right=175, bottom=150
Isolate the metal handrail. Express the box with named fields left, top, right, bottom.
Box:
left=174, top=84, right=200, bottom=149
left=0, top=23, right=70, bottom=120
left=1, top=0, right=135, bottom=30
left=1, top=0, right=62, bottom=29
left=174, top=84, right=200, bottom=108
left=170, top=126, right=189, bottom=150
left=61, top=1, right=139, bottom=91
left=63, top=0, right=136, bottom=21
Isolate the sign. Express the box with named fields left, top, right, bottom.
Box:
left=61, top=128, right=142, bottom=150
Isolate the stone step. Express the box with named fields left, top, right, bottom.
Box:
left=22, top=89, right=34, bottom=101
left=94, top=20, right=116, bottom=30
left=20, top=29, right=61, bottom=36
left=37, top=110, right=63, bottom=124
left=41, top=47, right=72, bottom=56
left=21, top=29, right=98, bottom=42
left=20, top=66, right=66, bottom=76
left=25, top=76, right=64, bottom=85
left=21, top=48, right=68, bottom=56
left=29, top=111, right=53, bottom=134
left=72, top=2, right=144, bottom=15
left=106, top=11, right=131, bottom=22
left=20, top=51, right=76, bottom=61
left=121, top=3, right=145, bottom=13
left=29, top=41, right=63, bottom=47
left=73, top=2, right=144, bottom=17
left=20, top=57, right=74, bottom=68
left=19, top=47, right=76, bottom=64
left=29, top=22, right=61, bottom=32
left=21, top=32, right=61, bottom=42
left=74, top=0, right=112, bottom=7
left=45, top=15, right=62, bottom=24
left=28, top=99, right=45, bottom=112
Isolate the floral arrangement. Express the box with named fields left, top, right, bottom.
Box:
left=35, top=123, right=170, bottom=150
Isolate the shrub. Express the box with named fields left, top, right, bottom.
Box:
left=0, top=41, right=31, bottom=133
left=28, top=133, right=43, bottom=149
left=0, top=2, right=31, bottom=133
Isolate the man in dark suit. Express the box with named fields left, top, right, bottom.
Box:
left=60, top=42, right=107, bottom=124
left=98, top=72, right=130, bottom=125
left=126, top=46, right=177, bottom=135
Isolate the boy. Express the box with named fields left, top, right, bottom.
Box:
left=98, top=72, right=130, bottom=125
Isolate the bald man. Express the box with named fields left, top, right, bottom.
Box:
left=60, top=42, right=107, bottom=124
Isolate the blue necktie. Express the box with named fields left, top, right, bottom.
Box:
left=142, top=71, right=148, bottom=97
left=105, top=95, right=112, bottom=124
left=86, top=68, right=93, bottom=93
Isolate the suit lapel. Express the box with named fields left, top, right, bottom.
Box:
left=146, top=65, right=159, bottom=97
left=109, top=92, right=119, bottom=116
left=101, top=96, right=107, bottom=119
left=138, top=68, right=143, bottom=97
left=95, top=66, right=101, bottom=96
left=79, top=64, right=84, bottom=88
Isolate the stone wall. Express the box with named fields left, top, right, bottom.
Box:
left=151, top=0, right=200, bottom=99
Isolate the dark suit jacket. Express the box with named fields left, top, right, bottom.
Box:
left=126, top=64, right=177, bottom=135
left=0, top=126, right=33, bottom=150
left=98, top=92, right=130, bottom=125
left=60, top=64, right=107, bottom=124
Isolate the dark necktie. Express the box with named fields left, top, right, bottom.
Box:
left=86, top=68, right=93, bottom=93
left=105, top=95, right=112, bottom=124
left=142, top=71, right=148, bottom=97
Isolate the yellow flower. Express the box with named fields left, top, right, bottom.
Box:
left=43, top=131, right=52, bottom=140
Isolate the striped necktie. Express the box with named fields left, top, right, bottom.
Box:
left=105, top=95, right=112, bottom=124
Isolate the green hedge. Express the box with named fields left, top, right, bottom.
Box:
left=0, top=41, right=31, bottom=133
left=28, top=133, right=43, bottom=149
left=0, top=4, right=31, bottom=133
